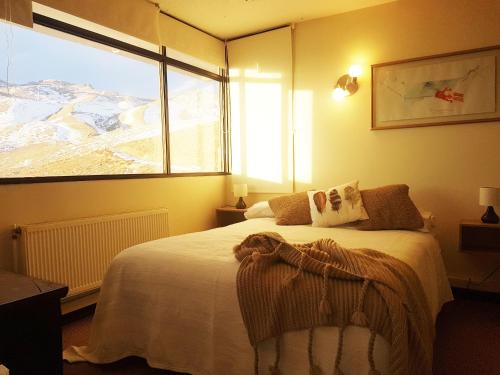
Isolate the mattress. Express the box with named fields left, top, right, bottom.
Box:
left=64, top=218, right=453, bottom=374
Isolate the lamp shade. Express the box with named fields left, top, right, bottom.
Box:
left=348, top=64, right=362, bottom=77
left=479, top=187, right=500, bottom=206
left=233, top=184, right=248, bottom=197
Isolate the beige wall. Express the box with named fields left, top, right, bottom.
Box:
left=0, top=176, right=226, bottom=270
left=230, top=0, right=500, bottom=289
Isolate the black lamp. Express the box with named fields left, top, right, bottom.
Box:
left=233, top=184, right=248, bottom=209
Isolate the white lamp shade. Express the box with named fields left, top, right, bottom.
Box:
left=233, top=184, right=248, bottom=197
left=479, top=187, right=500, bottom=206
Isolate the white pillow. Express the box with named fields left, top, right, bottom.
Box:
left=244, top=201, right=275, bottom=219
left=418, top=210, right=436, bottom=233
left=308, top=181, right=367, bottom=227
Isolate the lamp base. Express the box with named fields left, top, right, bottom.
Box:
left=235, top=197, right=247, bottom=209
left=481, top=206, right=499, bottom=224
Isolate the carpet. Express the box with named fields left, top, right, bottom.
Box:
left=433, top=299, right=500, bottom=375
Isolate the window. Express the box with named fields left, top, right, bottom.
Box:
left=0, top=14, right=227, bottom=183
left=167, top=66, right=223, bottom=173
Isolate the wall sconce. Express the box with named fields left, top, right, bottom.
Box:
left=332, top=64, right=362, bottom=101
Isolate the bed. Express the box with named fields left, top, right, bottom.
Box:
left=64, top=217, right=453, bottom=375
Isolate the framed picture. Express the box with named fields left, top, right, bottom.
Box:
left=371, top=45, right=500, bottom=130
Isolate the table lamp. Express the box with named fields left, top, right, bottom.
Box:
left=233, top=184, right=248, bottom=209
left=479, top=187, right=499, bottom=224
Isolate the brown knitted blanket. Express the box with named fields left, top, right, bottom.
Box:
left=233, top=232, right=433, bottom=375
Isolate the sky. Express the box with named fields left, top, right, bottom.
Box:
left=0, top=22, right=165, bottom=100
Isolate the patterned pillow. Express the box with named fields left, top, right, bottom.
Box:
left=268, top=192, right=312, bottom=225
left=307, top=181, right=366, bottom=227
left=358, top=184, right=424, bottom=230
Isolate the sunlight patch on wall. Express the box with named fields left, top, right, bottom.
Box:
left=293, top=90, right=313, bottom=184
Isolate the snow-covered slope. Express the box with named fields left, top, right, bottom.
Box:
left=0, top=80, right=163, bottom=177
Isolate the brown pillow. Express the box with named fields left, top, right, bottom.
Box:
left=359, top=184, right=423, bottom=230
left=268, top=192, right=312, bottom=225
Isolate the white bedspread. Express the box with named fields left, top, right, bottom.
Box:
left=64, top=218, right=453, bottom=375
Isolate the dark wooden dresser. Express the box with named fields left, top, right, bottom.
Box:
left=0, top=270, right=68, bottom=375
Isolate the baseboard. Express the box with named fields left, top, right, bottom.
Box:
left=61, top=303, right=96, bottom=325
left=448, top=275, right=500, bottom=294
left=61, top=290, right=99, bottom=316
left=451, top=287, right=500, bottom=303
left=449, top=274, right=500, bottom=303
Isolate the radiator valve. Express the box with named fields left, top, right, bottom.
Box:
left=12, top=225, right=22, bottom=240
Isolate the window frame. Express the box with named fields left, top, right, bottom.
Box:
left=0, top=13, right=229, bottom=185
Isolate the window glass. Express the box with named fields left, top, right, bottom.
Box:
left=0, top=21, right=163, bottom=178
left=167, top=66, right=223, bottom=173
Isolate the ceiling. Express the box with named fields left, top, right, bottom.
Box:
left=157, top=0, right=396, bottom=40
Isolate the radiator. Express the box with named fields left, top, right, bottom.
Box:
left=14, top=209, right=169, bottom=298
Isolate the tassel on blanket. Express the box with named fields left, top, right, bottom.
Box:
left=254, top=346, right=260, bottom=375
left=283, top=252, right=306, bottom=288
left=334, top=325, right=345, bottom=375
left=310, top=364, right=323, bottom=375
left=351, top=279, right=370, bottom=326
left=252, top=251, right=262, bottom=263
left=367, top=330, right=381, bottom=375
left=350, top=310, right=368, bottom=326
left=268, top=336, right=282, bottom=375
left=319, top=298, right=332, bottom=315
left=282, top=273, right=298, bottom=288
left=308, top=328, right=323, bottom=375
left=319, top=264, right=333, bottom=315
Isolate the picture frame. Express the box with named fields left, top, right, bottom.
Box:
left=371, top=45, right=500, bottom=130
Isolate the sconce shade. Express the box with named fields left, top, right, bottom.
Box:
left=332, top=65, right=361, bottom=101
left=336, top=74, right=358, bottom=96
left=233, top=184, right=248, bottom=198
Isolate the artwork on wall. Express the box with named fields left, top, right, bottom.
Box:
left=371, top=45, right=500, bottom=130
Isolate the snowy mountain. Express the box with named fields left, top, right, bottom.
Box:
left=0, top=80, right=153, bottom=131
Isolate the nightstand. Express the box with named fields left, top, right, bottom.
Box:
left=459, top=220, right=500, bottom=253
left=0, top=270, right=68, bottom=375
left=216, top=206, right=247, bottom=227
